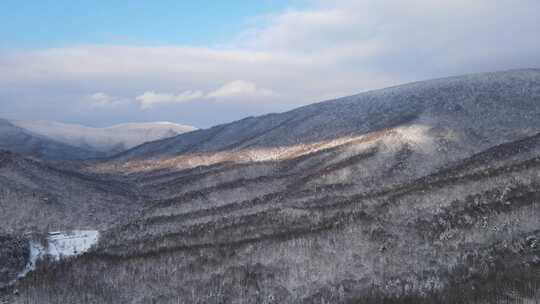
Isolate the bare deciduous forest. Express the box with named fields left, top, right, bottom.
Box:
left=1, top=70, right=540, bottom=303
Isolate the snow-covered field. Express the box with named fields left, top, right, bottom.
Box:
left=46, top=230, right=99, bottom=260
left=18, top=230, right=99, bottom=279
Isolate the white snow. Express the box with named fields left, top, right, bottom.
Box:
left=9, top=120, right=197, bottom=153
left=46, top=230, right=99, bottom=260
left=16, top=242, right=44, bottom=279
left=16, top=230, right=99, bottom=280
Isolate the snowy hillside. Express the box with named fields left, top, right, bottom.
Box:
left=5, top=69, right=540, bottom=303
left=17, top=231, right=99, bottom=279
left=9, top=120, right=196, bottom=155
left=0, top=119, right=102, bottom=160
left=2, top=230, right=100, bottom=287
left=114, top=69, right=540, bottom=162
left=46, top=230, right=99, bottom=260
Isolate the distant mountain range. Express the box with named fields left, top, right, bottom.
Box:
left=0, top=118, right=102, bottom=160
left=0, top=119, right=196, bottom=160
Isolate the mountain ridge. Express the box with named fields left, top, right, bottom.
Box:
left=114, top=69, right=540, bottom=162
left=9, top=119, right=197, bottom=156
left=0, top=118, right=104, bottom=161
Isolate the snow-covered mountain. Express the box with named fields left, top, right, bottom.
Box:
left=0, top=118, right=102, bottom=160
left=8, top=120, right=197, bottom=156
left=4, top=69, right=540, bottom=303
left=82, top=69, right=539, bottom=303
left=114, top=69, right=540, bottom=162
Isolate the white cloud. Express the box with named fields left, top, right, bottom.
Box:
left=207, top=80, right=275, bottom=100
left=86, top=92, right=127, bottom=109
left=136, top=90, right=203, bottom=109
left=135, top=81, right=275, bottom=109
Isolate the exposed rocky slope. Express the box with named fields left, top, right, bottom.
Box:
left=6, top=69, right=540, bottom=303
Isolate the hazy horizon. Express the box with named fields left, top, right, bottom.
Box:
left=2, top=0, right=540, bottom=128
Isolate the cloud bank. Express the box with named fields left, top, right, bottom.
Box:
left=135, top=81, right=276, bottom=109
left=86, top=93, right=128, bottom=109
left=1, top=0, right=539, bottom=127
left=136, top=91, right=204, bottom=109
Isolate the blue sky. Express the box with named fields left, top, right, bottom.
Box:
left=1, top=0, right=306, bottom=49
left=1, top=0, right=539, bottom=128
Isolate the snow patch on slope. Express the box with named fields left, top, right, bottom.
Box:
left=46, top=230, right=99, bottom=260
left=17, top=242, right=44, bottom=279
left=17, top=230, right=99, bottom=279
